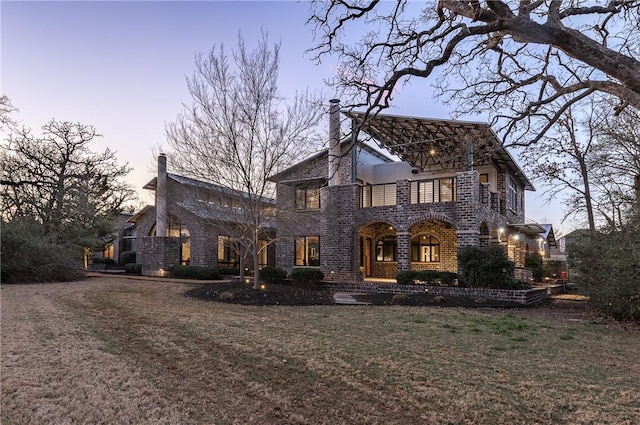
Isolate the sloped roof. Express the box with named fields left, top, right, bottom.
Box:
left=143, top=173, right=275, bottom=205
left=540, top=224, right=557, bottom=248
left=345, top=111, right=535, bottom=191
left=268, top=138, right=394, bottom=182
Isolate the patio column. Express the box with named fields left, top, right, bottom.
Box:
left=396, top=231, right=411, bottom=272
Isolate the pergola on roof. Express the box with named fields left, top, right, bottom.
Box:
left=344, top=111, right=535, bottom=191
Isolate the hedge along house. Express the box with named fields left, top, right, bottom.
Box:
left=270, top=100, right=547, bottom=282
left=128, top=154, right=276, bottom=276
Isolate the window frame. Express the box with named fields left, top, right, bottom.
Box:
left=295, top=187, right=321, bottom=210
left=410, top=235, right=441, bottom=263
left=294, top=236, right=320, bottom=267
left=507, top=177, right=518, bottom=212
left=376, top=235, right=397, bottom=262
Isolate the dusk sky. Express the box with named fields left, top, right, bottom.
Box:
left=2, top=1, right=569, bottom=232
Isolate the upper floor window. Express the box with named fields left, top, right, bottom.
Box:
left=295, top=236, right=320, bottom=266
left=296, top=187, right=320, bottom=209
left=410, top=178, right=456, bottom=204
left=361, top=183, right=397, bottom=207
left=507, top=177, right=518, bottom=212
left=479, top=174, right=489, bottom=184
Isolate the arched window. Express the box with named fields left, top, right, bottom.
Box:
left=376, top=235, right=397, bottom=262
left=411, top=234, right=440, bottom=262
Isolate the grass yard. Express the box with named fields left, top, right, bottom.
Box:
left=2, top=276, right=639, bottom=425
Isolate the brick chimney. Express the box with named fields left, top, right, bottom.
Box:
left=155, top=153, right=167, bottom=237
left=328, top=99, right=341, bottom=186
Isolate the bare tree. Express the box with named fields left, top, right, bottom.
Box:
left=521, top=101, right=602, bottom=231
left=590, top=105, right=640, bottom=229
left=1, top=120, right=136, bottom=244
left=308, top=1, right=640, bottom=145
left=0, top=95, right=17, bottom=131
left=166, top=33, right=323, bottom=289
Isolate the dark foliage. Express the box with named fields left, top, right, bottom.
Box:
left=92, top=257, right=115, bottom=265
left=458, top=246, right=518, bottom=289
left=290, top=268, right=324, bottom=287
left=218, top=267, right=240, bottom=276
left=1, top=220, right=85, bottom=283
left=525, top=252, right=544, bottom=282
left=395, top=270, right=458, bottom=286
left=568, top=214, right=640, bottom=321
left=260, top=266, right=288, bottom=284
left=170, top=265, right=221, bottom=280
left=124, top=263, right=142, bottom=275
left=543, top=260, right=566, bottom=280
left=119, top=251, right=136, bottom=266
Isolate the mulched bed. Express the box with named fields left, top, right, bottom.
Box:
left=186, top=282, right=525, bottom=308
left=185, top=282, right=335, bottom=306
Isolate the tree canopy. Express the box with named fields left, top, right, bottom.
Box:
left=309, top=0, right=640, bottom=145
left=1, top=119, right=135, bottom=245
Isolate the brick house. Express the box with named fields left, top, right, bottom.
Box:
left=129, top=154, right=276, bottom=276
left=270, top=100, right=547, bottom=281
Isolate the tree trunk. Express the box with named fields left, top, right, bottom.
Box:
left=252, top=229, right=260, bottom=290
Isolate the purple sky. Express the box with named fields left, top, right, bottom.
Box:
left=1, top=1, right=569, bottom=232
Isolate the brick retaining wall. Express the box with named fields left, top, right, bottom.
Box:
left=327, top=281, right=548, bottom=305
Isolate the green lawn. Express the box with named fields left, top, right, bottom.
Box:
left=2, top=276, right=638, bottom=424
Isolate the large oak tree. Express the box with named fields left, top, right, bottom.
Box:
left=309, top=0, right=640, bottom=145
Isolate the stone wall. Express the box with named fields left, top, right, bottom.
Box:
left=328, top=281, right=548, bottom=305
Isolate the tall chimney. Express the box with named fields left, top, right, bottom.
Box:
left=328, top=99, right=341, bottom=186
left=155, top=153, right=167, bottom=237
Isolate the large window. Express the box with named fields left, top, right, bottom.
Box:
left=411, top=235, right=440, bottom=262
left=507, top=177, right=518, bottom=212
left=218, top=235, right=240, bottom=267
left=296, top=187, right=320, bottom=209
left=295, top=236, right=320, bottom=266
left=361, top=183, right=396, bottom=207
left=376, top=235, right=397, bottom=262
left=410, top=178, right=456, bottom=203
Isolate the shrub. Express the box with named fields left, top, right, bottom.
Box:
left=396, top=270, right=419, bottom=285
left=260, top=266, right=287, bottom=284
left=119, top=251, right=136, bottom=266
left=396, top=270, right=458, bottom=286
left=414, top=270, right=438, bottom=285
left=218, top=267, right=240, bottom=276
left=525, top=252, right=544, bottom=281
left=439, top=272, right=458, bottom=286
left=291, top=268, right=324, bottom=287
left=543, top=259, right=566, bottom=280
left=124, top=263, right=142, bottom=275
left=392, top=294, right=409, bottom=305
left=1, top=220, right=85, bottom=283
left=433, top=295, right=446, bottom=304
left=568, top=216, right=640, bottom=321
left=170, top=265, right=221, bottom=280
left=92, top=257, right=115, bottom=265
left=458, top=245, right=516, bottom=289
left=219, top=291, right=235, bottom=301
